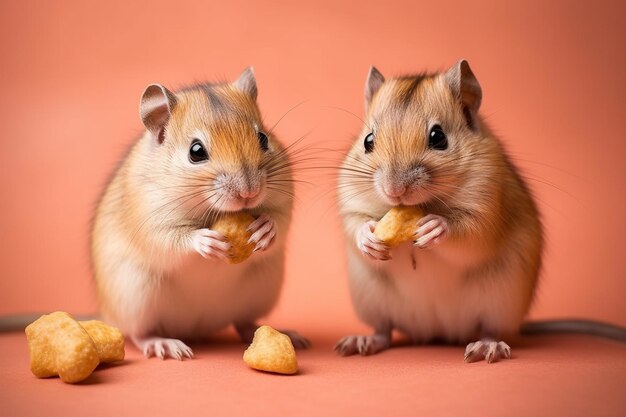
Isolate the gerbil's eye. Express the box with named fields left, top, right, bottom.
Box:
left=428, top=125, right=448, bottom=150
left=257, top=131, right=269, bottom=152
left=364, top=132, right=375, bottom=153
left=189, top=140, right=208, bottom=163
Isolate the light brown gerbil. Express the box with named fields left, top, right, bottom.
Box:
left=335, top=60, right=543, bottom=362
left=91, top=68, right=308, bottom=360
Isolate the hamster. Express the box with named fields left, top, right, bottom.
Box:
left=334, top=60, right=544, bottom=363
left=91, top=68, right=308, bottom=360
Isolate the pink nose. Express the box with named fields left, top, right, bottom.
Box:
left=383, top=184, right=406, bottom=198
left=239, top=187, right=260, bottom=199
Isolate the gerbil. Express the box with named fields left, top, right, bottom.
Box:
left=91, top=68, right=308, bottom=359
left=334, top=59, right=598, bottom=362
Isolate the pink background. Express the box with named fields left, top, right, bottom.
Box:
left=1, top=0, right=625, bottom=334
left=2, top=2, right=626, bottom=417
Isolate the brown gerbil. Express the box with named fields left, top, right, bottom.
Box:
left=91, top=68, right=308, bottom=359
left=335, top=60, right=543, bottom=362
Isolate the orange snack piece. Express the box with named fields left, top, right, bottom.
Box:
left=374, top=206, right=425, bottom=247
left=243, top=325, right=298, bottom=375
left=25, top=312, right=100, bottom=384
left=212, top=212, right=256, bottom=264
left=25, top=312, right=125, bottom=384
left=79, top=320, right=125, bottom=363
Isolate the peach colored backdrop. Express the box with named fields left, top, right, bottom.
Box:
left=1, top=0, right=625, bottom=336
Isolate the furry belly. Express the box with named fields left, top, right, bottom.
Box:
left=153, top=253, right=283, bottom=339
left=349, top=242, right=524, bottom=343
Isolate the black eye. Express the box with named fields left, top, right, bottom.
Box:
left=189, top=140, right=208, bottom=163
left=428, top=125, right=448, bottom=150
left=258, top=131, right=269, bottom=152
left=364, top=132, right=375, bottom=153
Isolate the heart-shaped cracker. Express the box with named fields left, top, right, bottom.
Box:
left=243, top=325, right=297, bottom=375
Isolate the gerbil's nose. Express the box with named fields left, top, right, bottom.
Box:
left=239, top=186, right=260, bottom=200
left=383, top=183, right=406, bottom=198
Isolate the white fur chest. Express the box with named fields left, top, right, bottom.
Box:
left=348, top=241, right=507, bottom=343
left=151, top=251, right=283, bottom=339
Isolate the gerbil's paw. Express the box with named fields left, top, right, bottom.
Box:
left=279, top=330, right=312, bottom=349
left=357, top=221, right=391, bottom=261
left=464, top=340, right=511, bottom=364
left=247, top=214, right=276, bottom=253
left=132, top=336, right=194, bottom=361
left=191, top=228, right=231, bottom=261
left=334, top=334, right=390, bottom=357
left=414, top=214, right=448, bottom=249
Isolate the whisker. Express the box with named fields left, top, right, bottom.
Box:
left=266, top=186, right=297, bottom=200
left=267, top=100, right=309, bottom=136
left=125, top=188, right=212, bottom=253
left=323, top=105, right=371, bottom=130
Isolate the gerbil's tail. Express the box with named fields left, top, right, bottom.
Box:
left=521, top=319, right=626, bottom=342
left=0, top=313, right=99, bottom=333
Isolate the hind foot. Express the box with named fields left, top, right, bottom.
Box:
left=279, top=330, right=311, bottom=349
left=334, top=333, right=391, bottom=356
left=464, top=339, right=511, bottom=363
left=132, top=336, right=194, bottom=360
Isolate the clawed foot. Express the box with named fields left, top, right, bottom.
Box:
left=334, top=334, right=391, bottom=356
left=280, top=330, right=311, bottom=349
left=464, top=340, right=512, bottom=363
left=414, top=214, right=448, bottom=249
left=132, top=336, right=194, bottom=360
left=357, top=221, right=391, bottom=261
left=247, top=214, right=276, bottom=252
left=191, top=228, right=231, bottom=261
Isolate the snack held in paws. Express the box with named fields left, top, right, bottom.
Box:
left=25, top=312, right=125, bottom=383
left=212, top=212, right=256, bottom=264
left=374, top=206, right=424, bottom=246
left=243, top=325, right=298, bottom=374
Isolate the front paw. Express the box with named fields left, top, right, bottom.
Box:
left=357, top=220, right=391, bottom=261
left=190, top=228, right=231, bottom=261
left=414, top=214, right=448, bottom=249
left=247, top=214, right=276, bottom=253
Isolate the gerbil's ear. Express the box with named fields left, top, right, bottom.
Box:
left=140, top=84, right=177, bottom=144
left=445, top=59, right=482, bottom=129
left=234, top=67, right=258, bottom=101
left=365, top=66, right=385, bottom=112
